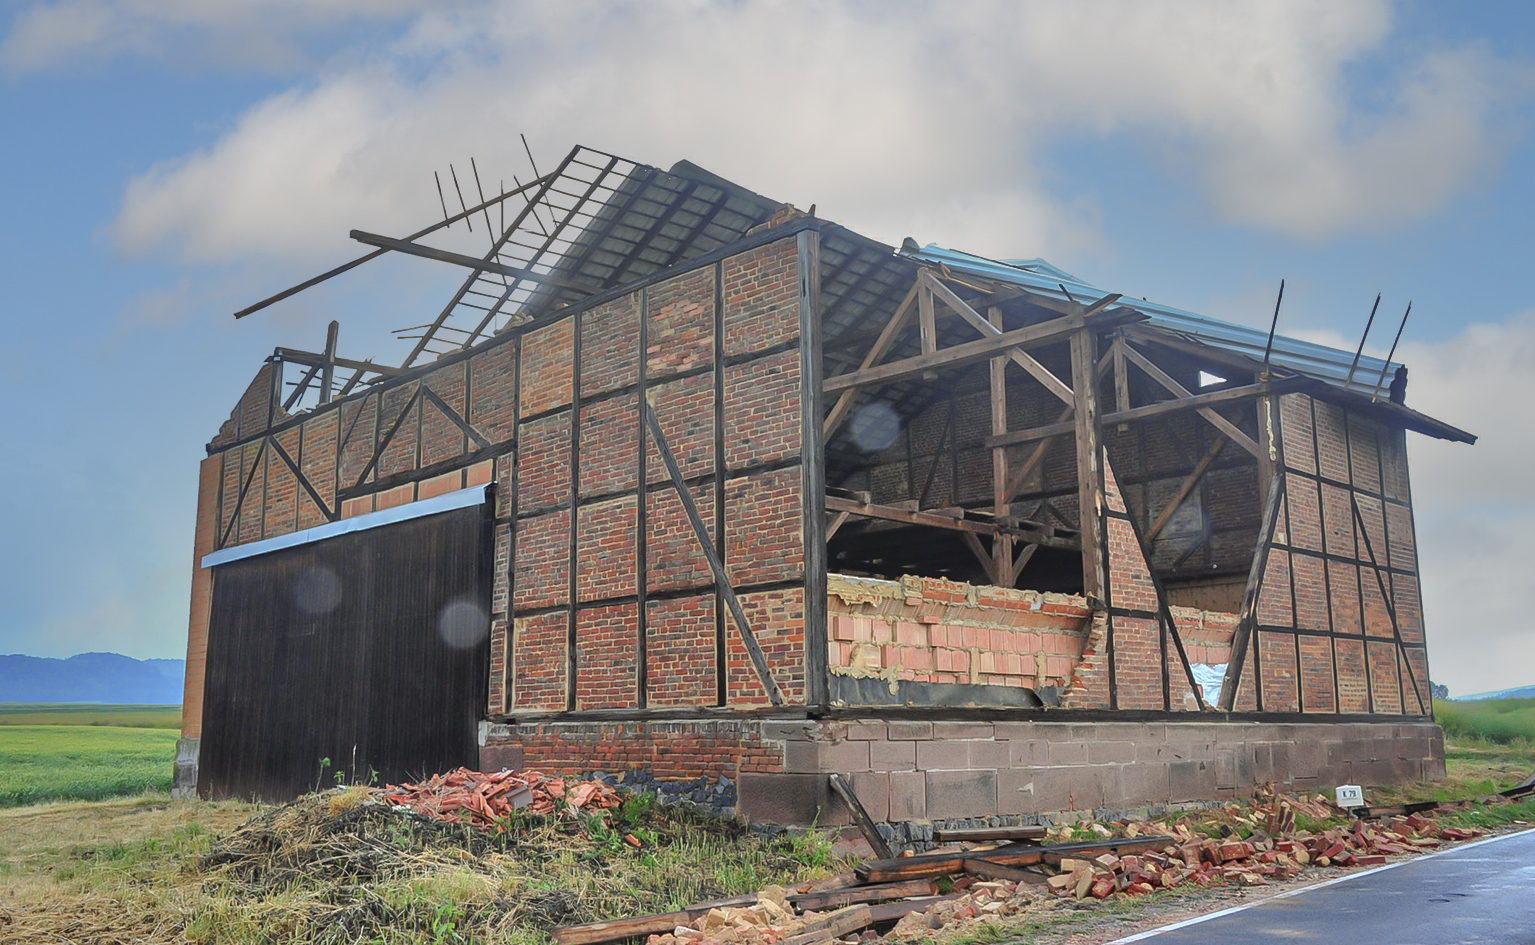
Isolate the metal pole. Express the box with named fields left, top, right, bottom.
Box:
left=1344, top=293, right=1381, bottom=391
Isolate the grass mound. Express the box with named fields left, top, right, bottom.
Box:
left=187, top=787, right=849, bottom=945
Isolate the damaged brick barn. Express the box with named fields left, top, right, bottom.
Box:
left=177, top=145, right=1474, bottom=835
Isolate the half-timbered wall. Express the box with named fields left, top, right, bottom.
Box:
left=1238, top=392, right=1431, bottom=716
left=186, top=226, right=823, bottom=739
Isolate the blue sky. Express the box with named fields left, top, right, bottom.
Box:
left=2, top=0, right=1532, bottom=696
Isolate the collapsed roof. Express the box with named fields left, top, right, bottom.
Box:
left=242, top=143, right=1472, bottom=445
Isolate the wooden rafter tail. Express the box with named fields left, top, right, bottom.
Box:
left=643, top=398, right=783, bottom=707
left=1218, top=475, right=1285, bottom=710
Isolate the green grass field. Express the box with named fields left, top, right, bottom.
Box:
left=1434, top=697, right=1535, bottom=746
left=0, top=703, right=181, bottom=727
left=0, top=704, right=181, bottom=807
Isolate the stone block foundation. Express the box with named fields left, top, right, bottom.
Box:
left=481, top=716, right=1446, bottom=828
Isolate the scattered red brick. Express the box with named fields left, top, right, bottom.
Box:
left=380, top=767, right=622, bottom=829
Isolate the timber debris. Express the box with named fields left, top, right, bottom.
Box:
left=552, top=782, right=1502, bottom=945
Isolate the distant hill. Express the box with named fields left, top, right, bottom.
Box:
left=1454, top=685, right=1535, bottom=702
left=0, top=653, right=184, bottom=704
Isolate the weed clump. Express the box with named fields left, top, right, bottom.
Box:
left=188, top=785, right=848, bottom=945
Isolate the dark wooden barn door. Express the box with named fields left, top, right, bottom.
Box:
left=199, top=503, right=490, bottom=801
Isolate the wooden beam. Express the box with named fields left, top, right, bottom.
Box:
left=823, top=279, right=920, bottom=439
left=985, top=379, right=1297, bottom=450
left=826, top=510, right=851, bottom=541
left=829, top=774, right=894, bottom=859
left=917, top=273, right=938, bottom=377
left=824, top=495, right=1079, bottom=550
left=1218, top=476, right=1284, bottom=710
left=1070, top=328, right=1105, bottom=599
left=988, top=303, right=1014, bottom=584
left=1118, top=340, right=1262, bottom=458
left=233, top=170, right=555, bottom=320
left=1007, top=543, right=1039, bottom=586
left=275, top=347, right=402, bottom=377
left=351, top=230, right=597, bottom=294
left=823, top=308, right=1141, bottom=395
left=924, top=272, right=1075, bottom=405
left=997, top=351, right=1114, bottom=507
left=645, top=398, right=783, bottom=707
left=962, top=531, right=1000, bottom=584
left=320, top=320, right=339, bottom=404
left=1145, top=436, right=1224, bottom=543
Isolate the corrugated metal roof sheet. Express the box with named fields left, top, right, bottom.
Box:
left=904, top=244, right=1403, bottom=400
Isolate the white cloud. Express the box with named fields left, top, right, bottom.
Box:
left=1398, top=316, right=1535, bottom=694
left=86, top=0, right=1527, bottom=274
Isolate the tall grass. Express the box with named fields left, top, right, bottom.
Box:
left=0, top=724, right=178, bottom=806
left=1435, top=697, right=1535, bottom=746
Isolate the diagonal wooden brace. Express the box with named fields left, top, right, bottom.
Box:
left=643, top=397, right=784, bottom=706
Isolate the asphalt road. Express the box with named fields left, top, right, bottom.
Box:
left=1113, top=828, right=1535, bottom=945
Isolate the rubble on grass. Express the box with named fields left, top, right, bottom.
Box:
left=379, top=767, right=623, bottom=828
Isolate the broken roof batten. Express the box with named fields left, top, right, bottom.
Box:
left=234, top=141, right=1468, bottom=441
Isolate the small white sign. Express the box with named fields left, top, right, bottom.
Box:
left=1335, top=784, right=1366, bottom=808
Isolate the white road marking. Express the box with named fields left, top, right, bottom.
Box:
left=1107, top=828, right=1533, bottom=943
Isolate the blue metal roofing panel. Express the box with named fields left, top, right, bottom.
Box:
left=907, top=244, right=1403, bottom=399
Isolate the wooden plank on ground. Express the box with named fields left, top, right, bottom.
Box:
left=790, top=879, right=937, bottom=912
left=932, top=825, right=1047, bottom=843
left=856, top=835, right=1174, bottom=883
left=964, top=859, right=1052, bottom=884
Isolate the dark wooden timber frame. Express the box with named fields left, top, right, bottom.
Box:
left=819, top=264, right=1438, bottom=717
left=210, top=203, right=1444, bottom=726
left=1217, top=395, right=1433, bottom=717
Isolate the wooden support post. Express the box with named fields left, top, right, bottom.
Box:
left=999, top=350, right=1116, bottom=508
left=1256, top=390, right=1278, bottom=499
left=320, top=319, right=339, bottom=404
left=1218, top=476, right=1284, bottom=710
left=988, top=305, right=1014, bottom=586
left=1113, top=330, right=1130, bottom=430
left=917, top=273, right=938, bottom=380
left=1070, top=328, right=1105, bottom=600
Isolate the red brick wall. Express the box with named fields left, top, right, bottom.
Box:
left=485, top=720, right=786, bottom=782
left=826, top=574, right=1092, bottom=689
left=1254, top=393, right=1431, bottom=715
